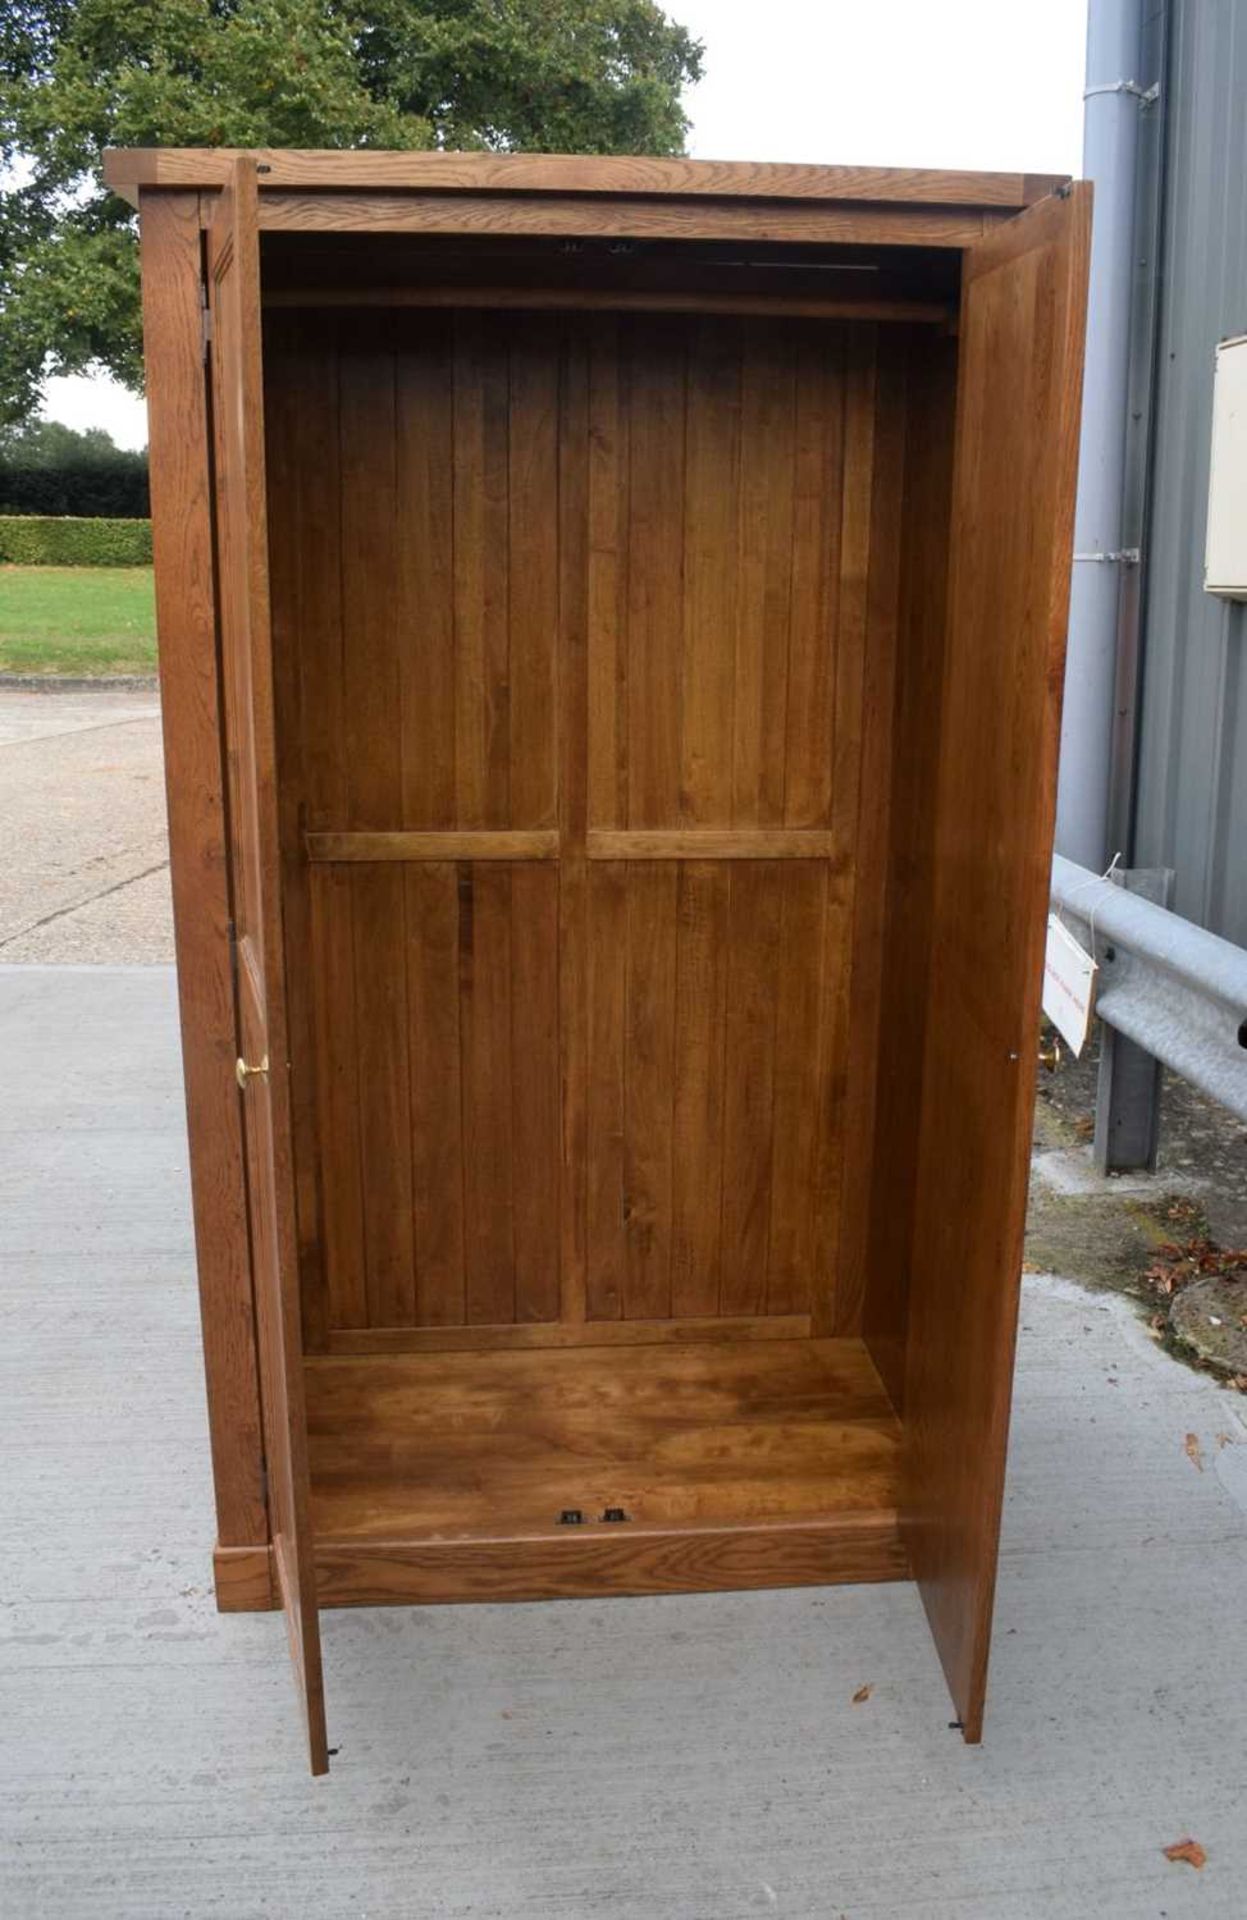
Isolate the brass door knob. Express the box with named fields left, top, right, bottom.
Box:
left=1037, top=1039, right=1061, bottom=1073
left=235, top=1054, right=269, bottom=1088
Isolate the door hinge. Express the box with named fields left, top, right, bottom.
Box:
left=200, top=290, right=214, bottom=361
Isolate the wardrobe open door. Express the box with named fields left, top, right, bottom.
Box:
left=206, top=158, right=330, bottom=1775
left=902, top=186, right=1092, bottom=1742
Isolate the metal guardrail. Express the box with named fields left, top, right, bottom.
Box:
left=1051, top=854, right=1247, bottom=1126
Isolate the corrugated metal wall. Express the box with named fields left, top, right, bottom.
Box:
left=1132, top=0, right=1247, bottom=944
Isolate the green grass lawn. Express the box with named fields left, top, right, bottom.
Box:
left=0, top=565, right=157, bottom=675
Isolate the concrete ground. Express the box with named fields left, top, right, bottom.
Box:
left=0, top=687, right=172, bottom=964
left=3, top=977, right=1247, bottom=1920
left=4, top=686, right=1247, bottom=1916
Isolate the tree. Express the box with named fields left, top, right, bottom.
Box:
left=0, top=418, right=150, bottom=515
left=0, top=0, right=703, bottom=425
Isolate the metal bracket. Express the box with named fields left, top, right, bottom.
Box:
left=1073, top=548, right=1141, bottom=565
left=1083, top=79, right=1160, bottom=106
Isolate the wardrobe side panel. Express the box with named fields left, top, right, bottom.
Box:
left=857, top=332, right=959, bottom=1404
left=139, top=188, right=270, bottom=1582
left=902, top=189, right=1091, bottom=1742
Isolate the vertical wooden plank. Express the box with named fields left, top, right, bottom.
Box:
left=626, top=318, right=686, bottom=827
left=308, top=866, right=367, bottom=1329
left=204, top=158, right=328, bottom=1771
left=669, top=862, right=730, bottom=1317
left=453, top=314, right=512, bottom=830
left=809, top=326, right=878, bottom=1335
left=406, top=863, right=466, bottom=1327
left=460, top=864, right=516, bottom=1322
left=453, top=314, right=489, bottom=830
left=508, top=315, right=560, bottom=828
left=681, top=317, right=740, bottom=825
left=398, top=313, right=457, bottom=828
left=482, top=318, right=512, bottom=826
left=784, top=324, right=847, bottom=827
left=623, top=864, right=679, bottom=1316
left=262, top=320, right=324, bottom=1348
left=511, top=866, right=560, bottom=1321
left=903, top=189, right=1091, bottom=1742
left=340, top=330, right=401, bottom=829
left=765, top=863, right=826, bottom=1315
left=832, top=333, right=910, bottom=1334
left=559, top=325, right=591, bottom=1325
left=137, top=189, right=268, bottom=1559
left=586, top=862, right=627, bottom=1318
left=277, top=314, right=343, bottom=1352
left=587, top=314, right=628, bottom=832
left=863, top=334, right=958, bottom=1409
left=351, top=865, right=416, bottom=1326
left=734, top=322, right=797, bottom=826
left=292, top=312, right=345, bottom=833
left=719, top=864, right=783, bottom=1315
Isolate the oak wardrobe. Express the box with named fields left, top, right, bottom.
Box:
left=107, top=147, right=1090, bottom=1773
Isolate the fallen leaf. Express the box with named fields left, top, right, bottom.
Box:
left=1215, top=1432, right=1233, bottom=1450
left=851, top=1684, right=873, bottom=1705
left=1021, top=1260, right=1040, bottom=1274
left=1184, top=1432, right=1205, bottom=1472
left=1163, top=1838, right=1206, bottom=1870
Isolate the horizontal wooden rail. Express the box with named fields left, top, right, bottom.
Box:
left=105, top=147, right=1067, bottom=210
left=264, top=286, right=952, bottom=324
left=586, top=829, right=839, bottom=861
left=258, top=191, right=999, bottom=250
left=306, top=830, right=559, bottom=862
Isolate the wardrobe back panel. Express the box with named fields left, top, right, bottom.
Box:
left=265, top=308, right=912, bottom=1342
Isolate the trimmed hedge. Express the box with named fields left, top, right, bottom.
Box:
left=0, top=516, right=153, bottom=566
left=0, top=424, right=150, bottom=519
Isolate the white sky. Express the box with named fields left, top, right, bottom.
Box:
left=42, top=0, right=1088, bottom=452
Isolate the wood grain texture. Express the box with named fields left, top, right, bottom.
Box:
left=307, top=831, right=558, bottom=861
left=257, top=192, right=998, bottom=250
left=266, top=285, right=952, bottom=323
left=861, top=333, right=958, bottom=1410
left=106, top=146, right=1068, bottom=209
left=323, top=1314, right=812, bottom=1354
left=587, top=830, right=836, bottom=860
left=306, top=1336, right=902, bottom=1543
left=829, top=329, right=909, bottom=1335
left=266, top=306, right=902, bottom=1340
left=213, top=1544, right=277, bottom=1612
left=901, top=184, right=1092, bottom=1744
left=315, top=1517, right=908, bottom=1606
left=206, top=158, right=328, bottom=1775
left=137, top=190, right=268, bottom=1555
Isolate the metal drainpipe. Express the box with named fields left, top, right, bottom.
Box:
left=1055, top=0, right=1150, bottom=869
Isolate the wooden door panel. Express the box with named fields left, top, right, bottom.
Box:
left=265, top=308, right=561, bottom=837
left=310, top=860, right=561, bottom=1332
left=901, top=187, right=1092, bottom=1742
left=585, top=860, right=839, bottom=1321
left=208, top=159, right=329, bottom=1774
left=586, top=314, right=857, bottom=833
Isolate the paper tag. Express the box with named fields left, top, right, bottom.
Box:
left=1043, top=914, right=1098, bottom=1056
